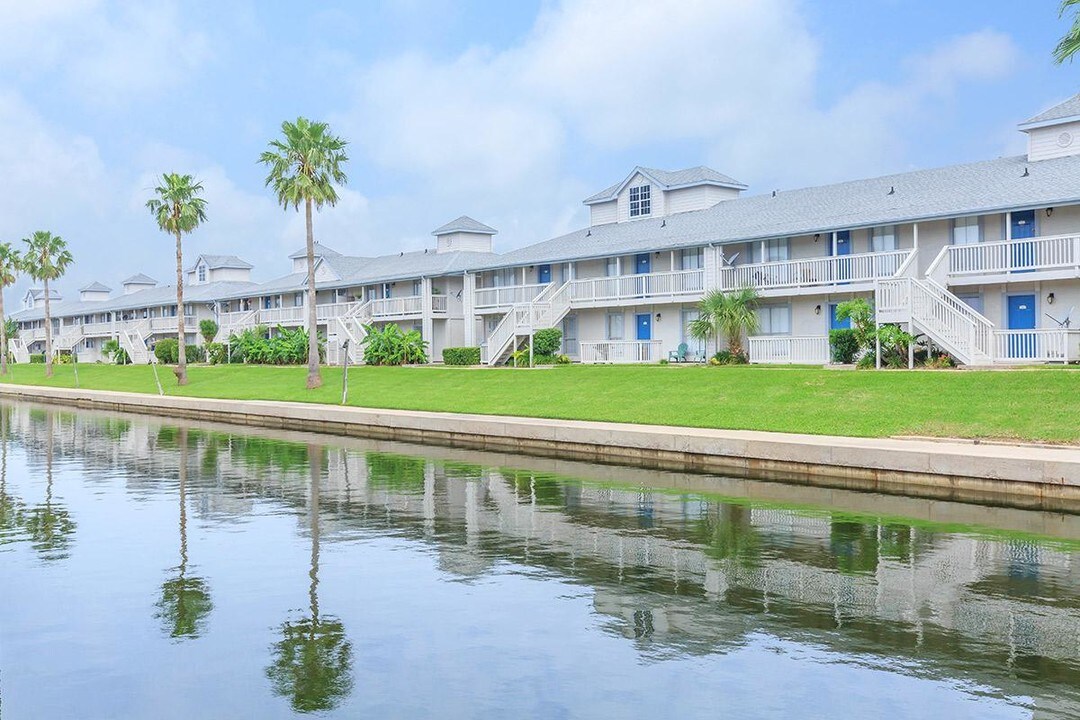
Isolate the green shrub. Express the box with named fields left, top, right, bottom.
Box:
left=712, top=350, right=749, bottom=365
left=829, top=328, right=859, bottom=364
left=186, top=344, right=205, bottom=363
left=361, top=324, right=427, bottom=366
left=532, top=328, right=562, bottom=356
left=55, top=352, right=72, bottom=365
left=29, top=354, right=44, bottom=364
left=206, top=342, right=227, bottom=365
left=227, top=325, right=323, bottom=365
left=199, top=319, right=219, bottom=344
left=102, top=339, right=130, bottom=365
left=442, top=346, right=481, bottom=365
left=555, top=354, right=571, bottom=365
left=154, top=338, right=179, bottom=364
left=531, top=353, right=561, bottom=365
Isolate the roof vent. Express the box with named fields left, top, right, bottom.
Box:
left=887, top=186, right=895, bottom=195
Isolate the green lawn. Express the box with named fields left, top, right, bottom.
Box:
left=2, top=363, right=1078, bottom=443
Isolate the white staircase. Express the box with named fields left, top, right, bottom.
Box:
left=876, top=277, right=994, bottom=365
left=326, top=301, right=371, bottom=365
left=481, top=282, right=571, bottom=365
left=10, top=338, right=30, bottom=364
left=119, top=320, right=152, bottom=364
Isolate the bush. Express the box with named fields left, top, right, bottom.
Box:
left=55, top=352, right=72, bottom=365
left=29, top=354, right=44, bottom=364
left=711, top=350, right=749, bottom=365
left=199, top=319, right=219, bottom=344
left=442, top=346, right=481, bottom=366
left=555, top=354, right=571, bottom=365
left=206, top=342, right=227, bottom=365
left=103, top=339, right=130, bottom=365
left=531, top=353, right=560, bottom=365
left=829, top=328, right=859, bottom=364
left=154, top=338, right=179, bottom=364
left=186, top=344, right=205, bottom=363
left=227, top=325, right=323, bottom=365
left=532, top=328, right=562, bottom=356
left=361, top=324, right=428, bottom=366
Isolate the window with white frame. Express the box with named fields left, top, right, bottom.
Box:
left=605, top=313, right=625, bottom=340
left=870, top=226, right=897, bottom=252
left=757, top=305, right=791, bottom=335
left=412, top=279, right=422, bottom=296
left=680, top=248, right=704, bottom=270
left=681, top=309, right=705, bottom=357
left=197, top=264, right=206, bottom=283
left=629, top=185, right=651, bottom=217
left=294, top=292, right=303, bottom=307
left=951, top=216, right=981, bottom=245
left=605, top=257, right=619, bottom=277
left=751, top=238, right=789, bottom=263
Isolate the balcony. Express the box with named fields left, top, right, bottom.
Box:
left=748, top=336, right=831, bottom=365
left=930, top=234, right=1080, bottom=285
left=719, top=250, right=913, bottom=296
left=569, top=269, right=705, bottom=307
left=369, top=295, right=424, bottom=319
left=474, top=283, right=549, bottom=311
left=579, top=340, right=663, bottom=363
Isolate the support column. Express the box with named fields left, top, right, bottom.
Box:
left=421, top=277, right=434, bottom=363
left=462, top=272, right=476, bottom=347
left=704, top=245, right=720, bottom=291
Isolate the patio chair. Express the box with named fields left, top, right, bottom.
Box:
left=668, top=342, right=689, bottom=363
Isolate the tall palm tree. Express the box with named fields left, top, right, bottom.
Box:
left=147, top=173, right=208, bottom=386
left=1054, top=0, right=1080, bottom=63
left=689, top=288, right=760, bottom=357
left=21, top=231, right=73, bottom=378
left=0, top=243, right=21, bottom=375
left=260, top=118, right=349, bottom=390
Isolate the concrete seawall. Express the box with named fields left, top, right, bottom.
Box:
left=3, top=383, right=1079, bottom=509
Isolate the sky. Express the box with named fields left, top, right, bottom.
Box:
left=1, top=0, right=1077, bottom=302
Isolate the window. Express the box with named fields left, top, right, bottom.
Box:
left=870, top=226, right=897, bottom=252
left=184, top=304, right=194, bottom=316
left=605, top=257, right=619, bottom=277
left=681, top=309, right=705, bottom=357
left=629, top=184, right=651, bottom=217
left=680, top=248, right=704, bottom=270
left=757, top=305, right=791, bottom=335
left=605, top=313, right=625, bottom=340
left=412, top=279, right=422, bottom=296
left=750, top=238, right=789, bottom=263
left=294, top=292, right=304, bottom=307
left=952, top=216, right=981, bottom=245
left=197, top=264, right=206, bottom=283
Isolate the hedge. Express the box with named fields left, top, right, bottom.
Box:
left=442, top=346, right=481, bottom=365
left=29, top=354, right=44, bottom=364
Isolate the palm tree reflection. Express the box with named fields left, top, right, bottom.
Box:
left=0, top=406, right=25, bottom=544
left=23, top=410, right=75, bottom=561
left=267, top=444, right=353, bottom=713
left=156, top=427, right=213, bottom=639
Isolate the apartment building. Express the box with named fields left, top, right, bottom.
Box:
left=11, top=94, right=1080, bottom=366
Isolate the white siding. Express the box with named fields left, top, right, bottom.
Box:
left=1027, top=120, right=1080, bottom=162
left=589, top=201, right=618, bottom=226
left=616, top=173, right=665, bottom=222
left=665, top=185, right=738, bottom=215
left=436, top=231, right=493, bottom=254
left=208, top=267, right=252, bottom=283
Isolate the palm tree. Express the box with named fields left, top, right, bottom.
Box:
left=147, top=174, right=208, bottom=386
left=21, top=231, right=73, bottom=378
left=260, top=118, right=349, bottom=390
left=1054, top=0, right=1080, bottom=63
left=267, top=444, right=353, bottom=712
left=688, top=288, right=760, bottom=358
left=0, top=243, right=21, bottom=375
left=0, top=406, right=26, bottom=546
left=24, top=409, right=76, bottom=561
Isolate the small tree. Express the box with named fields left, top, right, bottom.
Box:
left=689, top=288, right=759, bottom=358
left=835, top=298, right=876, bottom=355
left=199, top=319, right=219, bottom=344
left=21, top=231, right=73, bottom=378
left=0, top=243, right=21, bottom=375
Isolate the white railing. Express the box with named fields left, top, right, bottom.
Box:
left=80, top=321, right=114, bottom=336
left=877, top=278, right=994, bottom=365
left=10, top=338, right=30, bottom=364
left=579, top=341, right=663, bottom=364
left=431, top=295, right=448, bottom=313
left=369, top=295, right=424, bottom=319
left=149, top=316, right=179, bottom=333
left=258, top=306, right=306, bottom=325
left=474, top=283, right=550, bottom=309
left=481, top=309, right=518, bottom=365
left=933, top=234, right=1080, bottom=280
left=315, top=302, right=352, bottom=320
left=991, top=329, right=1080, bottom=364
left=720, top=250, right=913, bottom=292
left=569, top=270, right=704, bottom=304
left=748, top=336, right=830, bottom=365
left=219, top=309, right=259, bottom=333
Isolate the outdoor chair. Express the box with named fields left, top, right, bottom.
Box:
left=668, top=342, right=689, bottom=362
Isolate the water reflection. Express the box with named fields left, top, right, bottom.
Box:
left=0, top=402, right=1079, bottom=718
left=266, top=446, right=354, bottom=714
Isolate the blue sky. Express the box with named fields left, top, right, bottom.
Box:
left=0, top=0, right=1076, bottom=300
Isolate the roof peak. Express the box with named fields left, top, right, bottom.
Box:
left=583, top=165, right=747, bottom=205
left=1019, top=93, right=1080, bottom=130
left=431, top=215, right=497, bottom=236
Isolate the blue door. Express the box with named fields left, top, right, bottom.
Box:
left=636, top=313, right=651, bottom=340
left=635, top=254, right=651, bottom=274
left=1010, top=210, right=1036, bottom=272
left=537, top=264, right=551, bottom=284
left=829, top=304, right=850, bottom=331
left=832, top=231, right=852, bottom=282
left=1007, top=294, right=1036, bottom=358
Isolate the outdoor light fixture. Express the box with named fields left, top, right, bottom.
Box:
left=814, top=305, right=822, bottom=315
left=1046, top=207, right=1054, bottom=217
left=1047, top=292, right=1055, bottom=305
left=655, top=313, right=662, bottom=322
left=814, top=234, right=820, bottom=242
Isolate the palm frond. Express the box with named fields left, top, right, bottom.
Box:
left=1055, top=0, right=1080, bottom=63
left=259, top=117, right=349, bottom=212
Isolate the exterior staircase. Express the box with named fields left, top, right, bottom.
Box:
left=327, top=302, right=371, bottom=365
left=119, top=320, right=152, bottom=364
left=876, top=277, right=994, bottom=365
left=481, top=282, right=571, bottom=365
left=10, top=338, right=30, bottom=364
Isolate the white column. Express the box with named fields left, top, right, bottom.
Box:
left=704, top=245, right=719, bottom=291
left=462, top=273, right=477, bottom=347
left=421, top=277, right=434, bottom=363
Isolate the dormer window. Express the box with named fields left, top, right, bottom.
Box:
left=629, top=185, right=651, bottom=217
left=197, top=264, right=207, bottom=283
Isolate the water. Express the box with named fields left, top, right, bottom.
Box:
left=1, top=403, right=1079, bottom=719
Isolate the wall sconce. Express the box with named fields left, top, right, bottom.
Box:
left=1046, top=207, right=1054, bottom=218
left=1047, top=292, right=1055, bottom=305
left=814, top=234, right=820, bottom=242
left=814, top=304, right=822, bottom=315
left=655, top=313, right=662, bottom=322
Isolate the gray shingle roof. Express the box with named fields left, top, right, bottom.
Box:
left=288, top=242, right=345, bottom=260
left=583, top=165, right=747, bottom=204
left=79, top=282, right=112, bottom=293
left=502, top=154, right=1080, bottom=266
left=431, top=216, right=497, bottom=236
left=188, top=254, right=253, bottom=271
left=122, top=273, right=157, bottom=286
left=11, top=280, right=259, bottom=322
left=26, top=288, right=61, bottom=300
left=1020, top=93, right=1080, bottom=128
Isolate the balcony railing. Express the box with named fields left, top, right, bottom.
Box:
left=570, top=269, right=705, bottom=305
left=474, top=283, right=549, bottom=309
left=719, top=250, right=912, bottom=292
left=991, top=329, right=1079, bottom=364
left=932, top=234, right=1080, bottom=280
left=748, top=336, right=831, bottom=365
left=258, top=306, right=306, bottom=325
left=369, top=295, right=424, bottom=319
left=315, top=302, right=358, bottom=320
left=579, top=340, right=662, bottom=363
left=431, top=295, right=448, bottom=313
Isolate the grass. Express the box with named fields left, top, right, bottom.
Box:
left=1, top=362, right=1078, bottom=444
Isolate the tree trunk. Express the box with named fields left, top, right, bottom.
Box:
left=44, top=277, right=53, bottom=378
left=175, top=230, right=188, bottom=385
left=305, top=198, right=322, bottom=389
left=0, top=287, right=7, bottom=376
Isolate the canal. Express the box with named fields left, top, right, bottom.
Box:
left=1, top=402, right=1079, bottom=718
